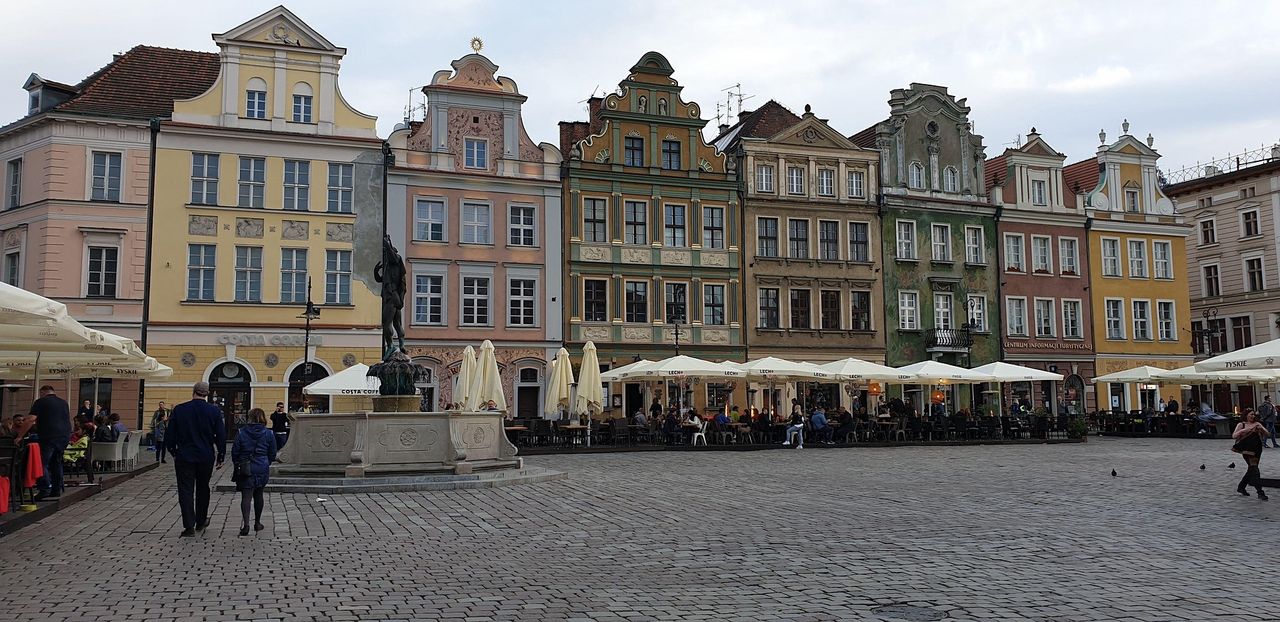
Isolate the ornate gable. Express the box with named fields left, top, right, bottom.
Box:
left=429, top=54, right=520, bottom=95
left=769, top=111, right=858, bottom=151
left=215, top=6, right=342, bottom=54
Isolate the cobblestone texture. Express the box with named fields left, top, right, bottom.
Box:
left=0, top=437, right=1274, bottom=621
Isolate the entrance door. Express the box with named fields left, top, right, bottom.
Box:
left=516, top=386, right=539, bottom=419
left=288, top=363, right=329, bottom=413
left=624, top=383, right=643, bottom=419
left=209, top=362, right=252, bottom=438
left=1213, top=383, right=1232, bottom=413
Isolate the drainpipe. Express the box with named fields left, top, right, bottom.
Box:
left=138, top=117, right=160, bottom=431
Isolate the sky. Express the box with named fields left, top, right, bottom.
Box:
left=4, top=0, right=1280, bottom=176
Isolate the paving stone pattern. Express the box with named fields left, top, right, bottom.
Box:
left=0, top=437, right=1275, bottom=621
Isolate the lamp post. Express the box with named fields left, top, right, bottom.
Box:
left=1193, top=308, right=1221, bottom=356
left=672, top=318, right=684, bottom=357
left=298, top=278, right=322, bottom=406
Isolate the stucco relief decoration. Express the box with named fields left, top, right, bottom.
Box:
left=799, top=128, right=820, bottom=144
left=582, top=326, right=610, bottom=342
left=236, top=217, right=265, bottom=239
left=702, top=253, right=728, bottom=267
left=703, top=330, right=729, bottom=344
left=455, top=61, right=499, bottom=90
left=626, top=130, right=642, bottom=138
left=637, top=96, right=647, bottom=113
left=188, top=216, right=217, bottom=237
left=268, top=23, right=300, bottom=46
left=622, top=327, right=650, bottom=342
left=319, top=429, right=335, bottom=448
left=399, top=428, right=418, bottom=446
left=180, top=352, right=196, bottom=368
left=343, top=353, right=357, bottom=367
left=282, top=220, right=309, bottom=240
left=698, top=159, right=713, bottom=172
left=265, top=353, right=279, bottom=369
left=594, top=149, right=611, bottom=164
left=447, top=109, right=502, bottom=172
left=326, top=222, right=353, bottom=242
left=688, top=104, right=699, bottom=118
left=660, top=250, right=691, bottom=265
left=664, top=134, right=678, bottom=141
left=621, top=248, right=649, bottom=264
left=3, top=231, right=20, bottom=248
left=581, top=246, right=609, bottom=262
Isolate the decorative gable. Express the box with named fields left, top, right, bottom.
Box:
left=214, top=6, right=343, bottom=54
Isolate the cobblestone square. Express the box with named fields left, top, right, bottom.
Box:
left=0, top=437, right=1274, bottom=621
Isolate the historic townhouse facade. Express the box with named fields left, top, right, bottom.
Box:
left=1065, top=122, right=1192, bottom=411
left=851, top=84, right=998, bottom=406
left=559, top=52, right=740, bottom=416
left=147, top=7, right=382, bottom=423
left=985, top=130, right=1094, bottom=414
left=0, top=46, right=218, bottom=420
left=715, top=101, right=882, bottom=410
left=1167, top=149, right=1280, bottom=411
left=386, top=49, right=562, bottom=417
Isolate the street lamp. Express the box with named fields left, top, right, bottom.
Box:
left=298, top=277, right=322, bottom=398
left=1192, top=308, right=1220, bottom=356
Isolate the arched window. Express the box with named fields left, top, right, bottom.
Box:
left=208, top=361, right=253, bottom=436
left=292, top=82, right=313, bottom=123
left=943, top=166, right=959, bottom=192
left=245, top=78, right=268, bottom=119
left=908, top=162, right=925, bottom=189
left=287, top=361, right=329, bottom=413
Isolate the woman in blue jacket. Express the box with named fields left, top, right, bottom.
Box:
left=231, top=407, right=277, bottom=536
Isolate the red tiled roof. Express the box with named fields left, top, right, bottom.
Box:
left=848, top=123, right=879, bottom=149
left=1061, top=157, right=1100, bottom=196
left=983, top=154, right=1008, bottom=193
left=53, top=45, right=220, bottom=120
left=716, top=100, right=801, bottom=144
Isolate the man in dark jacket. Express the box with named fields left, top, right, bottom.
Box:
left=30, top=385, right=71, bottom=500
left=166, top=382, right=226, bottom=537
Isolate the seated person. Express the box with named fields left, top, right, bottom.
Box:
left=64, top=420, right=93, bottom=463
left=783, top=411, right=805, bottom=447
left=738, top=408, right=753, bottom=425
left=810, top=408, right=833, bottom=444
left=632, top=409, right=648, bottom=427
left=835, top=409, right=856, bottom=440
left=93, top=415, right=118, bottom=442
left=108, top=413, right=127, bottom=437
left=714, top=410, right=732, bottom=426
left=662, top=412, right=681, bottom=444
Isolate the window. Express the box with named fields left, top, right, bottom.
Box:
left=848, top=170, right=865, bottom=198
left=817, top=169, right=834, bottom=196
left=818, top=220, right=839, bottom=260
left=280, top=249, right=307, bottom=304
left=759, top=288, right=780, bottom=329
left=850, top=291, right=871, bottom=331
left=1101, top=238, right=1121, bottom=276
left=1242, top=210, right=1261, bottom=237
left=1034, top=299, right=1054, bottom=337
left=187, top=244, right=216, bottom=301
left=1004, top=234, right=1024, bottom=272
left=246, top=88, right=266, bottom=119
left=1158, top=301, right=1176, bottom=341
left=703, top=207, right=724, bottom=249
left=1199, top=196, right=1214, bottom=208
left=625, top=281, right=648, bottom=323
left=908, top=162, right=924, bottom=189
left=86, top=246, right=118, bottom=298
left=790, top=289, right=811, bottom=329
left=91, top=152, right=122, bottom=202
left=1246, top=257, right=1265, bottom=292
left=849, top=222, right=870, bottom=262
left=583, top=279, right=608, bottom=322
left=1132, top=300, right=1151, bottom=340
left=964, top=226, right=985, bottom=264
left=414, top=199, right=445, bottom=241
left=818, top=290, right=841, bottom=330
left=624, top=137, right=644, bottom=167
left=663, top=204, right=686, bottom=247
left=1031, top=236, right=1052, bottom=273
left=934, top=293, right=952, bottom=329
left=1105, top=299, right=1125, bottom=339
left=1125, top=189, right=1140, bottom=213
left=292, top=94, right=312, bottom=123
left=661, top=140, right=681, bottom=170
left=664, top=282, right=688, bottom=324
left=327, top=163, right=353, bottom=213
left=509, top=205, right=536, bottom=246
left=414, top=275, right=443, bottom=325
left=756, top=164, right=774, bottom=192
left=899, top=291, right=919, bottom=330
left=896, top=221, right=917, bottom=260
left=703, top=284, right=726, bottom=326
left=1232, top=316, right=1253, bottom=349
left=931, top=224, right=952, bottom=262
left=237, top=156, right=265, bottom=208
left=462, top=203, right=491, bottom=244
left=461, top=277, right=490, bottom=325
left=943, top=167, right=958, bottom=192
left=966, top=294, right=986, bottom=332
left=1031, top=179, right=1047, bottom=205
left=186, top=153, right=220, bottom=206
left=1207, top=318, right=1228, bottom=352
left=757, top=218, right=779, bottom=257
left=1152, top=241, right=1172, bottom=279
left=1006, top=297, right=1027, bottom=336
left=1203, top=264, right=1220, bottom=297
left=788, top=219, right=809, bottom=258
left=1241, top=187, right=1257, bottom=199
left=1199, top=220, right=1217, bottom=245
left=1127, top=240, right=1147, bottom=278
left=583, top=198, right=607, bottom=243
left=6, top=158, right=21, bottom=208
left=3, top=251, right=18, bottom=286
left=624, top=201, right=647, bottom=245
left=509, top=279, right=536, bottom=326
left=1062, top=300, right=1082, bottom=338
left=325, top=250, right=352, bottom=305
left=787, top=166, right=805, bottom=195
left=464, top=138, right=488, bottom=169
left=1060, top=238, right=1079, bottom=274
left=234, top=246, right=263, bottom=303
left=283, top=160, right=310, bottom=211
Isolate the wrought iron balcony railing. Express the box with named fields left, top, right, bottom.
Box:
left=926, top=328, right=973, bottom=350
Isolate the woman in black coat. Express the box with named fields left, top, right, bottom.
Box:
left=231, top=407, right=277, bottom=536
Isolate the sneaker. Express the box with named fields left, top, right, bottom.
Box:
left=782, top=441, right=790, bottom=446
left=179, top=528, right=196, bottom=538
left=1238, top=489, right=1251, bottom=497
left=796, top=444, right=803, bottom=450
left=254, top=522, right=265, bottom=532
left=195, top=521, right=208, bottom=532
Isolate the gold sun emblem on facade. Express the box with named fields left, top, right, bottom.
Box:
left=470, top=37, right=483, bottom=53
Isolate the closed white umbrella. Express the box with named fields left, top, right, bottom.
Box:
left=1195, top=337, right=1280, bottom=372
left=544, top=348, right=574, bottom=419
left=474, top=340, right=507, bottom=412
left=302, top=364, right=378, bottom=396
left=454, top=345, right=478, bottom=410
left=575, top=341, right=603, bottom=416
left=970, top=362, right=1063, bottom=382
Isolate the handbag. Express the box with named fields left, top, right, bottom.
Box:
left=232, top=457, right=251, bottom=481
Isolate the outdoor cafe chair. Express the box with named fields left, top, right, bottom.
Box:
left=91, top=435, right=126, bottom=472
left=611, top=418, right=630, bottom=446
left=690, top=420, right=708, bottom=446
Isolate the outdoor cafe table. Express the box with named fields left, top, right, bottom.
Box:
left=503, top=425, right=528, bottom=445
left=561, top=423, right=589, bottom=446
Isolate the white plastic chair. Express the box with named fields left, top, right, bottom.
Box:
left=91, top=438, right=125, bottom=472
left=123, top=431, right=143, bottom=469
left=690, top=420, right=708, bottom=446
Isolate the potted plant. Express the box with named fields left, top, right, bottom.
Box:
left=1067, top=415, right=1088, bottom=441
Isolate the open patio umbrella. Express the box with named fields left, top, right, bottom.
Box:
left=474, top=340, right=507, bottom=412
left=1195, top=337, right=1280, bottom=372
left=574, top=341, right=603, bottom=417
left=1155, top=365, right=1280, bottom=383
left=894, top=360, right=996, bottom=384
left=817, top=358, right=912, bottom=381
left=970, top=362, right=1063, bottom=382
left=732, top=357, right=830, bottom=380
left=600, top=359, right=654, bottom=382
left=454, top=345, right=478, bottom=410
left=618, top=355, right=743, bottom=380
left=543, top=348, right=574, bottom=420
left=302, top=364, right=378, bottom=396
left=1093, top=365, right=1172, bottom=383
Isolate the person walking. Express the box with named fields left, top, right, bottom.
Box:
left=1232, top=410, right=1271, bottom=500
left=166, top=382, right=226, bottom=537
left=270, top=402, right=290, bottom=450
left=150, top=401, right=170, bottom=451
left=29, top=385, right=71, bottom=501
left=1259, top=396, right=1278, bottom=449
left=231, top=408, right=277, bottom=536
left=153, top=410, right=169, bottom=463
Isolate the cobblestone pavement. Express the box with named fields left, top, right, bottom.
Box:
left=0, top=437, right=1275, bottom=621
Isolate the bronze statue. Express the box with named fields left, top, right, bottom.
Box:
left=374, top=234, right=407, bottom=358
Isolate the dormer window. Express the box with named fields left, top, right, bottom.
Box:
left=1125, top=189, right=1140, bottom=213
left=28, top=91, right=39, bottom=115
left=908, top=162, right=925, bottom=189
left=245, top=78, right=268, bottom=119
left=1031, top=179, right=1047, bottom=206
left=943, top=166, right=959, bottom=192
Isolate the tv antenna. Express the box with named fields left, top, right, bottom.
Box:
left=721, top=83, right=755, bottom=120
left=578, top=84, right=601, bottom=115
left=403, top=85, right=427, bottom=125
left=1004, top=134, right=1022, bottom=148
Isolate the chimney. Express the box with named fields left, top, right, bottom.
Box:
left=587, top=97, right=604, bottom=134
left=718, top=123, right=729, bottom=135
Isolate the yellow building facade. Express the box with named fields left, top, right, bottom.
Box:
left=1067, top=122, right=1193, bottom=410
left=146, top=7, right=382, bottom=425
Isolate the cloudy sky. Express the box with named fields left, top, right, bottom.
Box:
left=4, top=0, right=1279, bottom=175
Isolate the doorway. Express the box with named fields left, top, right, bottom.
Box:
left=209, top=361, right=252, bottom=438
left=288, top=362, right=329, bottom=413
left=516, top=367, right=541, bottom=419
left=624, top=383, right=644, bottom=419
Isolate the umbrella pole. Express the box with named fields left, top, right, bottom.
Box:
left=94, top=376, right=100, bottom=413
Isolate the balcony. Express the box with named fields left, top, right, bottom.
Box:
left=926, top=328, right=973, bottom=352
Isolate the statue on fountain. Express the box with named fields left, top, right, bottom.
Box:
left=368, top=234, right=419, bottom=397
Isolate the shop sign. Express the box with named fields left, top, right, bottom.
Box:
left=216, top=333, right=322, bottom=346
